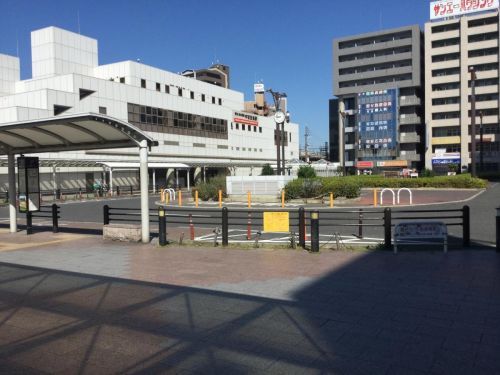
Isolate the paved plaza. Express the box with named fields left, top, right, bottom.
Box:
left=0, top=230, right=498, bottom=374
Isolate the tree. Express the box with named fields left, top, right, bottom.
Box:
left=297, top=165, right=317, bottom=179
left=261, top=164, right=274, bottom=176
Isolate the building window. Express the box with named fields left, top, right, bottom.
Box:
left=99, top=106, right=107, bottom=115
left=218, top=98, right=222, bottom=105
left=259, top=127, right=262, bottom=133
left=79, top=88, right=94, bottom=100
left=248, top=125, right=251, bottom=131
left=53, top=105, right=71, bottom=116
left=190, top=91, right=194, bottom=99
left=141, top=79, right=146, bottom=88
left=242, top=124, right=245, bottom=130
left=235, top=123, right=239, bottom=130
left=253, top=126, right=256, bottom=132
left=231, top=123, right=233, bottom=130
left=201, top=94, right=205, bottom=102
left=165, top=85, right=170, bottom=94
left=178, top=88, right=182, bottom=96
left=289, top=133, right=292, bottom=142
left=119, top=77, right=125, bottom=83
left=212, top=96, right=216, bottom=104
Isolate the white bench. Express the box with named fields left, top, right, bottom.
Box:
left=393, top=221, right=448, bottom=254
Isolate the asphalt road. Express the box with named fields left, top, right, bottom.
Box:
left=1, top=183, right=498, bottom=247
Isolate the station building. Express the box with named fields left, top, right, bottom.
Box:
left=0, top=26, right=299, bottom=193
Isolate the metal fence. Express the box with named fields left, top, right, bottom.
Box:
left=24, top=204, right=60, bottom=235
left=103, top=204, right=471, bottom=249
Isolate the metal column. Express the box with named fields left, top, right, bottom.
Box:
left=187, top=168, right=190, bottom=191
left=109, top=168, right=113, bottom=196
left=175, top=169, right=179, bottom=188
left=8, top=154, right=17, bottom=233
left=139, top=140, right=150, bottom=243
left=152, top=168, right=156, bottom=194
left=52, top=166, right=57, bottom=200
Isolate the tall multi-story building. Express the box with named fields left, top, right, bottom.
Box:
left=425, top=9, right=500, bottom=173
left=331, top=25, right=425, bottom=172
left=0, top=27, right=299, bottom=191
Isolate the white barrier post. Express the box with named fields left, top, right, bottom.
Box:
left=380, top=188, right=395, bottom=206
left=397, top=188, right=412, bottom=205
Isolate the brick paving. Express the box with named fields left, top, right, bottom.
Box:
left=0, top=232, right=498, bottom=373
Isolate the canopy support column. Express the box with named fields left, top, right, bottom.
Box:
left=8, top=154, right=17, bottom=233
left=175, top=169, right=179, bottom=188
left=152, top=168, right=156, bottom=194
left=52, top=166, right=57, bottom=199
left=187, top=168, right=190, bottom=191
left=139, top=140, right=150, bottom=243
left=109, top=168, right=113, bottom=196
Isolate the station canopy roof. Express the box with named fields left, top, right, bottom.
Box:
left=0, top=113, right=157, bottom=155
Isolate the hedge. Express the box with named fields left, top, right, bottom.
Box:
left=284, top=174, right=487, bottom=200
left=339, top=174, right=487, bottom=189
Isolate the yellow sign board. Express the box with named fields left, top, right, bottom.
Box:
left=263, top=212, right=289, bottom=232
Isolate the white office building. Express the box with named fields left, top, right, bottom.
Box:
left=0, top=26, right=299, bottom=193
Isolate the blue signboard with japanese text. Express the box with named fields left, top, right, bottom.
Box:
left=358, top=89, right=398, bottom=151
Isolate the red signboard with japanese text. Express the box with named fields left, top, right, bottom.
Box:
left=430, top=0, right=499, bottom=20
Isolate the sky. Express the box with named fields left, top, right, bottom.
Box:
left=0, top=0, right=430, bottom=149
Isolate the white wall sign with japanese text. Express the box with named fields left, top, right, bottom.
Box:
left=430, top=0, right=499, bottom=20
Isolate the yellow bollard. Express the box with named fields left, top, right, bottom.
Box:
left=195, top=190, right=199, bottom=208
left=218, top=190, right=222, bottom=208
left=281, top=190, right=285, bottom=208
left=178, top=190, right=182, bottom=206
left=166, top=192, right=169, bottom=204
left=373, top=189, right=378, bottom=207
left=160, top=189, right=165, bottom=203
left=247, top=191, right=251, bottom=208
left=329, top=192, right=334, bottom=208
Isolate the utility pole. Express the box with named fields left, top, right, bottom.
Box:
left=304, top=126, right=310, bottom=163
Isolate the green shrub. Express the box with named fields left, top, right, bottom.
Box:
left=284, top=177, right=361, bottom=200
left=193, top=175, right=227, bottom=201
left=321, top=178, right=361, bottom=199
left=338, top=174, right=487, bottom=189
left=261, top=164, right=274, bottom=176
left=297, top=165, right=316, bottom=179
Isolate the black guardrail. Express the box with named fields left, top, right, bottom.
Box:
left=25, top=204, right=60, bottom=235
left=103, top=204, right=470, bottom=249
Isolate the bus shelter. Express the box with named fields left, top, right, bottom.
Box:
left=0, top=113, right=157, bottom=243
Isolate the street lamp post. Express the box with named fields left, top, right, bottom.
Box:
left=479, top=111, right=484, bottom=174
left=469, top=67, right=477, bottom=177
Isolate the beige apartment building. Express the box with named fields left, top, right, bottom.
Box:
left=425, top=10, right=500, bottom=173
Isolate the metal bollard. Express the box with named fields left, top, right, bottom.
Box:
left=103, top=205, right=110, bottom=225
left=117, top=186, right=120, bottom=196
left=189, top=214, right=195, bottom=240
left=26, top=211, right=33, bottom=235
left=222, top=207, right=228, bottom=247
left=298, top=207, right=306, bottom=249
left=52, top=204, right=59, bottom=233
left=384, top=208, right=392, bottom=249
left=358, top=208, right=363, bottom=239
left=463, top=205, right=470, bottom=248
left=310, top=211, right=319, bottom=252
left=130, top=186, right=133, bottom=195
left=158, top=207, right=167, bottom=246
left=496, top=207, right=500, bottom=252
left=56, top=188, right=61, bottom=200
left=246, top=211, right=251, bottom=240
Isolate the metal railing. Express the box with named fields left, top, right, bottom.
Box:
left=103, top=205, right=471, bottom=249
left=25, top=204, right=60, bottom=235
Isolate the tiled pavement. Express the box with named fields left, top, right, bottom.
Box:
left=0, top=233, right=499, bottom=373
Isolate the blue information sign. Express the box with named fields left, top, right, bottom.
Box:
left=358, top=89, right=398, bottom=151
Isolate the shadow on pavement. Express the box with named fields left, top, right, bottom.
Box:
left=0, top=245, right=499, bottom=374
